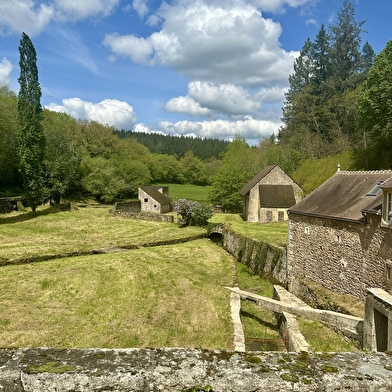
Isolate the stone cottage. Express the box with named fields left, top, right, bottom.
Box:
left=240, top=164, right=303, bottom=223
left=287, top=169, right=392, bottom=300
left=138, top=186, right=172, bottom=214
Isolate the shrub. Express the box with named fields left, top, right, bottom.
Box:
left=174, top=198, right=214, bottom=226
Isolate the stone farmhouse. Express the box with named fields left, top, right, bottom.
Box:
left=240, top=164, right=303, bottom=223
left=287, top=169, right=392, bottom=300
left=138, top=186, right=172, bottom=214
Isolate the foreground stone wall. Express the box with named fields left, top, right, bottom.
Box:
left=1, top=348, right=392, bottom=391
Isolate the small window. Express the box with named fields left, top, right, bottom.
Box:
left=387, top=192, right=392, bottom=222
left=144, top=198, right=148, bottom=202
left=278, top=211, right=284, bottom=221
left=304, top=227, right=310, bottom=234
left=367, top=182, right=382, bottom=196
left=266, top=210, right=273, bottom=222
left=386, top=264, right=391, bottom=281
left=336, top=235, right=341, bottom=243
left=154, top=204, right=157, bottom=208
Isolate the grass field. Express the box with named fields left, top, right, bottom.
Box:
left=158, top=183, right=212, bottom=203
left=0, top=239, right=234, bottom=349
left=0, top=205, right=205, bottom=261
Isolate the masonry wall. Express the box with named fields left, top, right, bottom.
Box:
left=288, top=213, right=392, bottom=300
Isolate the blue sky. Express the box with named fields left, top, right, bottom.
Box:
left=0, top=0, right=390, bottom=145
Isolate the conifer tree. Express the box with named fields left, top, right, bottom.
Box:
left=17, top=32, right=45, bottom=213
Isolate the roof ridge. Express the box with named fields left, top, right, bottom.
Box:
left=338, top=170, right=392, bottom=175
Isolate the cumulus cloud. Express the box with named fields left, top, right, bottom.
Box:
left=103, top=1, right=298, bottom=86
left=132, top=0, right=149, bottom=18
left=0, top=0, right=119, bottom=36
left=46, top=98, right=137, bottom=129
left=164, top=96, right=213, bottom=116
left=0, top=58, right=13, bottom=85
left=164, top=81, right=286, bottom=118
left=0, top=1, right=54, bottom=36
left=53, top=0, right=119, bottom=21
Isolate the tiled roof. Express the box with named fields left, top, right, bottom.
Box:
left=288, top=171, right=392, bottom=222
left=259, top=185, right=296, bottom=208
left=140, top=186, right=171, bottom=205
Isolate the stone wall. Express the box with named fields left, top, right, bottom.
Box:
left=222, top=226, right=287, bottom=285
left=1, top=348, right=392, bottom=391
left=112, top=209, right=174, bottom=223
left=288, top=213, right=392, bottom=300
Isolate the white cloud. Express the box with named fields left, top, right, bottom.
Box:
left=103, top=33, right=153, bottom=65
left=164, top=96, right=213, bottom=116
left=164, top=82, right=286, bottom=118
left=0, top=1, right=54, bottom=36
left=0, top=0, right=119, bottom=36
left=53, top=0, right=119, bottom=21
left=132, top=0, right=149, bottom=18
left=104, top=1, right=298, bottom=86
left=46, top=98, right=137, bottom=129
left=0, top=58, right=13, bottom=85
left=250, top=0, right=312, bottom=13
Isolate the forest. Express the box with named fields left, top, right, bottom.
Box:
left=1, top=0, right=391, bottom=212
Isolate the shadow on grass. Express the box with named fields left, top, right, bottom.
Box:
left=0, top=205, right=64, bottom=225
left=240, top=309, right=279, bottom=332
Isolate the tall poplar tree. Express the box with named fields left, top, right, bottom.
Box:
left=17, top=32, right=45, bottom=213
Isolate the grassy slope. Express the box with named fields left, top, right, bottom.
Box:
left=158, top=183, right=212, bottom=203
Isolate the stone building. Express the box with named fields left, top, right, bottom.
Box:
left=287, top=170, right=392, bottom=300
left=138, top=186, right=172, bottom=214
left=240, top=164, right=303, bottom=223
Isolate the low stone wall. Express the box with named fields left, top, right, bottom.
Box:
left=222, top=225, right=287, bottom=285
left=1, top=348, right=392, bottom=391
left=113, top=209, right=174, bottom=223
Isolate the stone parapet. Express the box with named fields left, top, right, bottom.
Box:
left=1, top=348, right=392, bottom=391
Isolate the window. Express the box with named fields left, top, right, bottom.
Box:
left=336, top=235, right=341, bottom=243
left=266, top=210, right=273, bottom=222
left=387, top=192, right=392, bottom=221
left=144, top=198, right=148, bottom=202
left=304, top=227, right=310, bottom=235
left=278, top=211, right=284, bottom=221
left=386, top=264, right=391, bottom=281
left=367, top=182, right=382, bottom=196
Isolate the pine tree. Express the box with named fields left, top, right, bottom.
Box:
left=17, top=32, right=45, bottom=213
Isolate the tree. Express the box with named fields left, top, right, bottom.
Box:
left=357, top=40, right=392, bottom=168
left=17, top=32, right=45, bottom=212
left=42, top=110, right=81, bottom=202
left=209, top=136, right=256, bottom=212
left=0, top=85, right=20, bottom=188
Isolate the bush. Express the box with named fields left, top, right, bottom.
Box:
left=174, top=199, right=214, bottom=226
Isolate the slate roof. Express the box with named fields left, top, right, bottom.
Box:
left=140, top=186, right=171, bottom=205
left=288, top=170, right=392, bottom=222
left=259, top=185, right=296, bottom=208
left=239, top=165, right=277, bottom=196
left=380, top=177, right=392, bottom=189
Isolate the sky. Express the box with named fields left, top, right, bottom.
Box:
left=0, top=0, right=390, bottom=145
